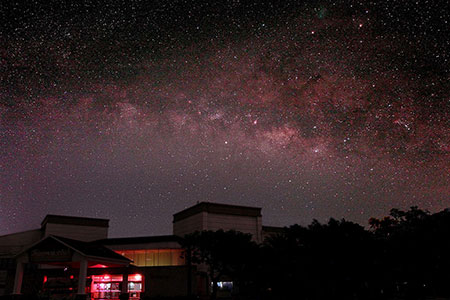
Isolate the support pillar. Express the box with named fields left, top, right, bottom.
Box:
left=77, top=259, right=88, bottom=298
left=12, top=262, right=24, bottom=294
left=120, top=272, right=129, bottom=300
left=187, top=248, right=192, bottom=296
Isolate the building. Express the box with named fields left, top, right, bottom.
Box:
left=173, top=202, right=263, bottom=243
left=0, top=202, right=284, bottom=299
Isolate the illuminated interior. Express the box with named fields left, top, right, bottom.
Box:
left=42, top=274, right=77, bottom=295
left=115, top=249, right=185, bottom=267
left=90, top=274, right=143, bottom=300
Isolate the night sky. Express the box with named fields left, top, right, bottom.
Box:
left=1, top=0, right=449, bottom=237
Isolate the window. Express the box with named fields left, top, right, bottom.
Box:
left=216, top=281, right=233, bottom=291
left=115, top=249, right=185, bottom=267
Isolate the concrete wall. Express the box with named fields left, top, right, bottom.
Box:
left=44, top=223, right=108, bottom=242
left=0, top=222, right=109, bottom=257
left=173, top=212, right=206, bottom=237
left=0, top=229, right=42, bottom=257
left=206, top=213, right=262, bottom=243
left=173, top=211, right=262, bottom=243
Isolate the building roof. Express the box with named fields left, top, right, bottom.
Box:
left=41, top=214, right=109, bottom=228
left=55, top=236, right=131, bottom=262
left=173, top=202, right=262, bottom=223
left=15, top=235, right=131, bottom=263
left=96, top=235, right=183, bottom=246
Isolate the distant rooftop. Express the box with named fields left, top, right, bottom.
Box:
left=41, top=214, right=109, bottom=228
left=262, top=225, right=287, bottom=234
left=173, top=202, right=262, bottom=223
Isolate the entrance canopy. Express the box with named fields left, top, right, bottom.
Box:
left=13, top=235, right=131, bottom=296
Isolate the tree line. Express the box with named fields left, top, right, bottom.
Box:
left=181, top=207, right=450, bottom=300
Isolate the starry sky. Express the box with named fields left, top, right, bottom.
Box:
left=1, top=0, right=449, bottom=237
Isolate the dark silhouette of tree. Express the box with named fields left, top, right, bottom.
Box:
left=262, top=218, right=374, bottom=300
left=369, top=207, right=450, bottom=299
left=179, top=207, right=450, bottom=300
left=181, top=229, right=258, bottom=300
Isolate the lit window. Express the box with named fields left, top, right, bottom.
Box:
left=213, top=281, right=233, bottom=291
left=114, top=249, right=185, bottom=267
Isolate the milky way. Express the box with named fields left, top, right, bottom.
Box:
left=1, top=1, right=449, bottom=237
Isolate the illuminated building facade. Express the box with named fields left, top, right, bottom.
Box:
left=0, top=202, right=282, bottom=299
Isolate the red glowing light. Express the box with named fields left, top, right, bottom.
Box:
left=70, top=275, right=74, bottom=279
left=90, top=264, right=108, bottom=268
left=133, top=274, right=142, bottom=281
left=43, top=276, right=48, bottom=283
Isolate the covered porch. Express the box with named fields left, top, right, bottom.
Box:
left=13, top=235, right=133, bottom=299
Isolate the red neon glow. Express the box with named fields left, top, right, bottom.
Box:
left=43, top=276, right=48, bottom=283
left=92, top=274, right=123, bottom=282
left=133, top=274, right=142, bottom=281
left=70, top=275, right=74, bottom=279
left=91, top=274, right=143, bottom=294
left=90, top=264, right=108, bottom=268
